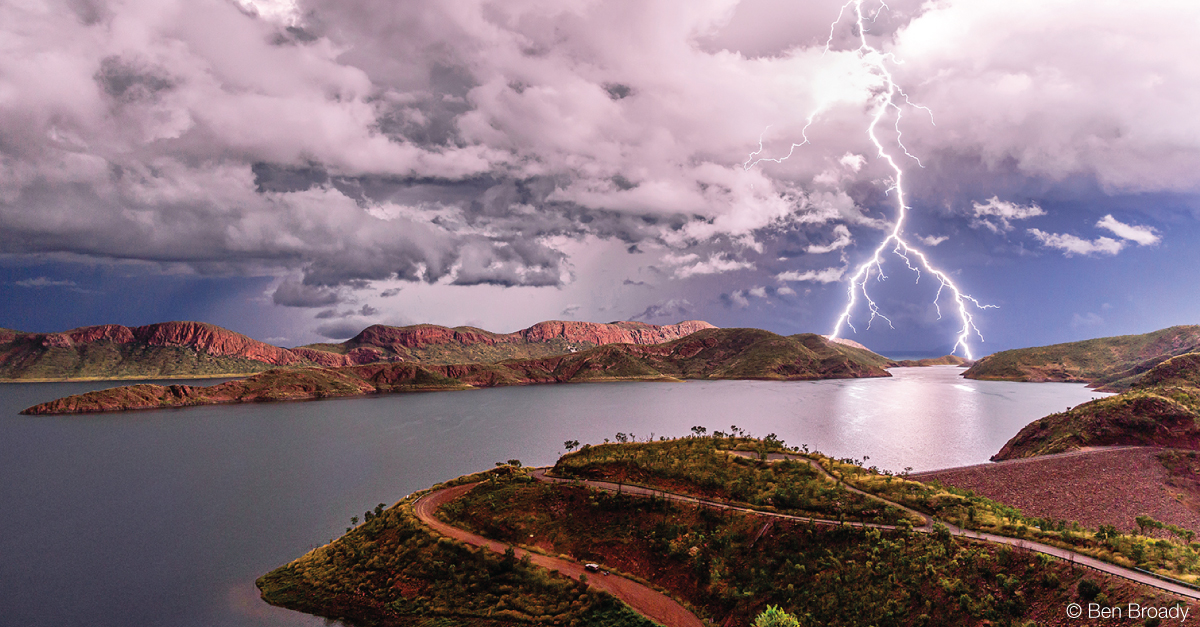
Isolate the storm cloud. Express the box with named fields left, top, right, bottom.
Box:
left=2, top=0, right=1198, bottom=348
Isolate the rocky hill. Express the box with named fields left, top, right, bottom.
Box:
left=0, top=319, right=715, bottom=381
left=992, top=352, right=1200, bottom=460
left=0, top=321, right=309, bottom=380
left=297, top=320, right=716, bottom=365
left=22, top=328, right=893, bottom=415
left=963, top=325, right=1200, bottom=390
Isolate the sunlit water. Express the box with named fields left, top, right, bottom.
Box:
left=0, top=367, right=1106, bottom=627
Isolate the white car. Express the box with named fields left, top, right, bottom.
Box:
left=584, top=563, right=600, bottom=573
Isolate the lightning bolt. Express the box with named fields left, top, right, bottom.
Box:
left=749, top=0, right=995, bottom=359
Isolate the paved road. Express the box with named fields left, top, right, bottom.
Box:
left=534, top=456, right=1200, bottom=601
left=413, top=483, right=703, bottom=627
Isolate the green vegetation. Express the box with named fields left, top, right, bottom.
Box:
left=0, top=338, right=276, bottom=380
left=257, top=469, right=656, bottom=627
left=755, top=606, right=801, bottom=627
left=963, top=325, right=1200, bottom=388
left=440, top=466, right=1166, bottom=627
left=991, top=353, right=1200, bottom=460
left=551, top=434, right=917, bottom=526
left=24, top=329, right=893, bottom=414
left=825, top=455, right=1200, bottom=584
left=260, top=438, right=1198, bottom=626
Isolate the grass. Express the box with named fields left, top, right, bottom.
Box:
left=825, top=455, right=1200, bottom=584
left=0, top=339, right=277, bottom=380
left=963, top=325, right=1200, bottom=387
left=440, top=469, right=1180, bottom=627
left=991, top=353, right=1200, bottom=460
left=258, top=438, right=1199, bottom=626
left=551, top=436, right=918, bottom=526
left=257, top=469, right=657, bottom=627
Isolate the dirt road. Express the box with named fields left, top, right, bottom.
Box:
left=532, top=460, right=1200, bottom=601
left=413, top=483, right=703, bottom=627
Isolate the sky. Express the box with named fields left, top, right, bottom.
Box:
left=2, top=0, right=1198, bottom=356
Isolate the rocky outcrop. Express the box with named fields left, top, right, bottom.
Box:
left=131, top=322, right=305, bottom=365
left=3, top=319, right=719, bottom=381
left=516, top=320, right=714, bottom=345
left=348, top=325, right=503, bottom=351
left=288, top=347, right=391, bottom=368
left=344, top=320, right=715, bottom=352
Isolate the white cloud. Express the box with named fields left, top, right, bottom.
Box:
left=839, top=153, right=866, bottom=172
left=805, top=224, right=852, bottom=254
left=917, top=234, right=949, bottom=247
left=1027, top=229, right=1124, bottom=256
left=14, top=277, right=80, bottom=289
left=894, top=0, right=1200, bottom=194
left=665, top=253, right=754, bottom=279
left=748, top=286, right=768, bottom=298
left=1096, top=215, right=1160, bottom=246
left=1071, top=312, right=1104, bottom=328
left=970, top=197, right=1045, bottom=233
left=776, top=266, right=845, bottom=283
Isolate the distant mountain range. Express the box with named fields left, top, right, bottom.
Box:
left=22, top=328, right=895, bottom=415
left=0, top=319, right=715, bottom=381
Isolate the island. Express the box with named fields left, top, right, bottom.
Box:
left=21, top=328, right=896, bottom=415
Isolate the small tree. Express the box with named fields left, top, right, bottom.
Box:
left=691, top=425, right=708, bottom=438
left=564, top=439, right=580, bottom=453
left=754, top=605, right=800, bottom=627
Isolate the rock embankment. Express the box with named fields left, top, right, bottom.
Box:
left=916, top=447, right=1200, bottom=535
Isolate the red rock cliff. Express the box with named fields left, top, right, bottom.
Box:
left=348, top=320, right=716, bottom=350
left=132, top=322, right=306, bottom=365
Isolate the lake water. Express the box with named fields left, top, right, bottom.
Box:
left=0, top=367, right=1106, bottom=627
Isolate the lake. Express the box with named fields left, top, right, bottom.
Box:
left=0, top=367, right=1106, bottom=627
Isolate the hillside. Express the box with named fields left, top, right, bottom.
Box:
left=22, top=328, right=893, bottom=415
left=963, top=325, right=1200, bottom=389
left=0, top=321, right=311, bottom=380
left=296, top=319, right=715, bottom=365
left=916, top=448, right=1200, bottom=538
left=992, top=353, right=1200, bottom=460
left=259, top=437, right=1199, bottom=627
left=0, top=319, right=715, bottom=381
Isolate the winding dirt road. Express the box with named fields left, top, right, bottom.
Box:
left=413, top=483, right=703, bottom=627
left=531, top=455, right=1200, bottom=601
left=413, top=452, right=1200, bottom=627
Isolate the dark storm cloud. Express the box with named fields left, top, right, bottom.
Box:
left=314, top=320, right=366, bottom=340
left=3, top=0, right=1200, bottom=338
left=95, top=56, right=176, bottom=103
left=272, top=280, right=342, bottom=307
